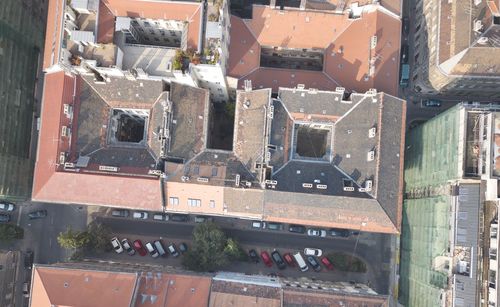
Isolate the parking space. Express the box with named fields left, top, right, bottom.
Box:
left=95, top=214, right=391, bottom=293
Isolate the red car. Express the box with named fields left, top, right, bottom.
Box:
left=283, top=253, right=295, bottom=267
left=260, top=251, right=273, bottom=267
left=320, top=257, right=334, bottom=270
left=133, top=240, right=147, bottom=256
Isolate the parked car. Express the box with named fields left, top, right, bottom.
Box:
left=288, top=225, right=306, bottom=234
left=283, top=253, right=295, bottom=267
left=111, top=237, right=124, bottom=254
left=133, top=240, right=147, bottom=256
left=154, top=240, right=167, bottom=257
left=28, top=210, right=47, bottom=220
left=260, top=251, right=273, bottom=267
left=401, top=44, right=409, bottom=64
left=24, top=251, right=34, bottom=269
left=271, top=251, right=287, bottom=270
left=306, top=256, right=322, bottom=272
left=167, top=243, right=180, bottom=257
left=194, top=216, right=213, bottom=223
left=252, top=221, right=266, bottom=229
left=111, top=209, right=129, bottom=218
left=179, top=243, right=188, bottom=253
left=293, top=252, right=309, bottom=272
left=22, top=282, right=30, bottom=298
left=145, top=242, right=159, bottom=258
left=304, top=248, right=323, bottom=257
left=267, top=223, right=283, bottom=231
left=403, top=17, right=409, bottom=35
left=320, top=257, right=334, bottom=270
left=421, top=99, right=442, bottom=107
left=170, top=214, right=188, bottom=222
left=0, top=214, right=10, bottom=223
left=133, top=211, right=148, bottom=219
left=153, top=213, right=169, bottom=221
left=0, top=201, right=15, bottom=212
left=121, top=238, right=135, bottom=255
left=307, top=228, right=326, bottom=237
left=249, top=249, right=260, bottom=263
left=329, top=228, right=350, bottom=238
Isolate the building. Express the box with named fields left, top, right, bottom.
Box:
left=224, top=1, right=402, bottom=95
left=0, top=0, right=48, bottom=201
left=28, top=264, right=387, bottom=307
left=34, top=68, right=406, bottom=233
left=412, top=0, right=500, bottom=98
left=399, top=103, right=500, bottom=306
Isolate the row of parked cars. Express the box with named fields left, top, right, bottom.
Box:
left=0, top=201, right=48, bottom=223
left=249, top=248, right=333, bottom=272
left=110, top=237, right=188, bottom=258
left=111, top=209, right=212, bottom=223
left=252, top=221, right=359, bottom=238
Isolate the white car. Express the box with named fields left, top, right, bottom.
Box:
left=307, top=228, right=327, bottom=237
left=0, top=202, right=15, bottom=212
left=304, top=248, right=323, bottom=257
left=111, top=237, right=123, bottom=254
left=133, top=211, right=148, bottom=219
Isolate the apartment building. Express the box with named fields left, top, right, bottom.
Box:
left=223, top=0, right=402, bottom=95
left=412, top=0, right=500, bottom=98
left=400, top=103, right=500, bottom=306
left=28, top=264, right=387, bottom=306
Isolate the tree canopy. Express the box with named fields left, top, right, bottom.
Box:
left=183, top=222, right=229, bottom=271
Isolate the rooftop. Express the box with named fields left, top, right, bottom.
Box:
left=227, top=4, right=401, bottom=95
left=436, top=0, right=500, bottom=77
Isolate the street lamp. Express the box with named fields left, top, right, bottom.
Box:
left=350, top=222, right=367, bottom=269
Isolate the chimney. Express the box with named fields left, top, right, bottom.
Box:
left=270, top=0, right=277, bottom=8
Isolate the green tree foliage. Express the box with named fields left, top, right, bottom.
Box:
left=0, top=224, right=24, bottom=241
left=87, top=222, right=112, bottom=252
left=326, top=252, right=367, bottom=273
left=183, top=222, right=229, bottom=271
left=224, top=238, right=247, bottom=261
left=57, top=227, right=90, bottom=250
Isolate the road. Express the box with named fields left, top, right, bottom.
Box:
left=95, top=216, right=392, bottom=294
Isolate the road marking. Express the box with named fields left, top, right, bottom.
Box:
left=16, top=207, right=23, bottom=227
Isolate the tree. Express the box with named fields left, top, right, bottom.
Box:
left=57, top=227, right=90, bottom=250
left=87, top=222, right=112, bottom=252
left=0, top=224, right=24, bottom=242
left=183, top=222, right=229, bottom=271
left=224, top=238, right=247, bottom=261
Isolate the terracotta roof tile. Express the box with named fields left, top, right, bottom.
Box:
left=30, top=266, right=137, bottom=307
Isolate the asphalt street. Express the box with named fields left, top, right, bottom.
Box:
left=95, top=216, right=392, bottom=294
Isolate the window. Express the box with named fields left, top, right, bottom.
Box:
left=209, top=200, right=215, bottom=208
left=169, top=197, right=179, bottom=206
left=188, top=198, right=201, bottom=207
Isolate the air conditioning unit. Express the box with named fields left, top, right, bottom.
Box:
left=61, top=126, right=71, bottom=137
left=367, top=151, right=375, bottom=161
left=197, top=177, right=209, bottom=183
left=370, top=36, right=378, bottom=49
left=368, top=127, right=376, bottom=138
left=59, top=152, right=66, bottom=164
left=365, top=180, right=373, bottom=191
left=302, top=183, right=313, bottom=188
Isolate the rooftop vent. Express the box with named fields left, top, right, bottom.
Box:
left=478, top=37, right=489, bottom=45
left=297, top=84, right=305, bottom=90
left=365, top=180, right=373, bottom=191
left=367, top=151, right=375, bottom=161
left=368, top=127, right=376, bottom=138
left=235, top=174, right=240, bottom=187
left=99, top=165, right=118, bottom=172
left=317, top=184, right=328, bottom=189
left=197, top=177, right=209, bottom=183
left=302, top=183, right=313, bottom=188
left=244, top=80, right=252, bottom=91
left=243, top=99, right=251, bottom=109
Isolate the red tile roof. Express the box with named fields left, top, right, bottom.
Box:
left=43, top=0, right=65, bottom=70
left=228, top=5, right=401, bottom=95
left=32, top=70, right=162, bottom=209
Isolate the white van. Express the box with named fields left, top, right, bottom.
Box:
left=293, top=252, right=309, bottom=272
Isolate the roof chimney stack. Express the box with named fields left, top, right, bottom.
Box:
left=300, top=0, right=306, bottom=10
